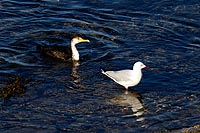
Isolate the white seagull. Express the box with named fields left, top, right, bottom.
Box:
left=101, top=61, right=149, bottom=90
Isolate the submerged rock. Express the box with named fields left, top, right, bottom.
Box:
left=181, top=125, right=200, bottom=133
left=0, top=76, right=29, bottom=99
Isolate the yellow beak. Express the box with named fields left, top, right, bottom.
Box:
left=78, top=37, right=90, bottom=43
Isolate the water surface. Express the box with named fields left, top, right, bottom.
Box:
left=0, top=0, right=200, bottom=132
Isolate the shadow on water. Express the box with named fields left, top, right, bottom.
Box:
left=0, top=0, right=200, bottom=132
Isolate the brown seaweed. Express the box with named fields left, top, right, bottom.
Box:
left=0, top=76, right=29, bottom=99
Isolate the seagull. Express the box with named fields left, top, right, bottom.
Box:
left=101, top=61, right=149, bottom=90
left=37, top=36, right=90, bottom=61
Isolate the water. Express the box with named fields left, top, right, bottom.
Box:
left=0, top=0, right=200, bottom=132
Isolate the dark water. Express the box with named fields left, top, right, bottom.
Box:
left=0, top=0, right=200, bottom=132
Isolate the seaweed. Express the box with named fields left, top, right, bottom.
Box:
left=0, top=76, right=29, bottom=99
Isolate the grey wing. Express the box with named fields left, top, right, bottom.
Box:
left=105, top=70, right=133, bottom=82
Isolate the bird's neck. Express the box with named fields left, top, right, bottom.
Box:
left=133, top=68, right=142, bottom=79
left=71, top=42, right=79, bottom=61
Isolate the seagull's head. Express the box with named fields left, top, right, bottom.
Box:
left=71, top=36, right=90, bottom=46
left=133, top=61, right=149, bottom=70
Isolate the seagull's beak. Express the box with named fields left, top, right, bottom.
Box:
left=78, top=37, right=90, bottom=43
left=145, top=65, right=150, bottom=68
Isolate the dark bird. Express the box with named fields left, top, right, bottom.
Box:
left=37, top=36, right=90, bottom=61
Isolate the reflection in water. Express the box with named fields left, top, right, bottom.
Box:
left=71, top=61, right=84, bottom=89
left=108, top=90, right=144, bottom=120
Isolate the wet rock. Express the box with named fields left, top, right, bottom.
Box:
left=0, top=76, right=29, bottom=99
left=181, top=125, right=200, bottom=133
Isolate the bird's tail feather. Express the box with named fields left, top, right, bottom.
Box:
left=100, top=67, right=106, bottom=74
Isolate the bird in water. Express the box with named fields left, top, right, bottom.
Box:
left=101, top=61, right=149, bottom=90
left=37, top=36, right=90, bottom=61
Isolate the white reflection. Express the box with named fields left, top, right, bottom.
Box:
left=109, top=90, right=144, bottom=120
left=71, top=62, right=84, bottom=89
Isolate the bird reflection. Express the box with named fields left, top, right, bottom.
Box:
left=70, top=61, right=84, bottom=89
left=109, top=90, right=145, bottom=119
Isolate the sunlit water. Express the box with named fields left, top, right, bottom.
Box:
left=0, top=0, right=200, bottom=132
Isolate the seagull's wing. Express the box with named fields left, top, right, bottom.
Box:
left=104, top=70, right=133, bottom=82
